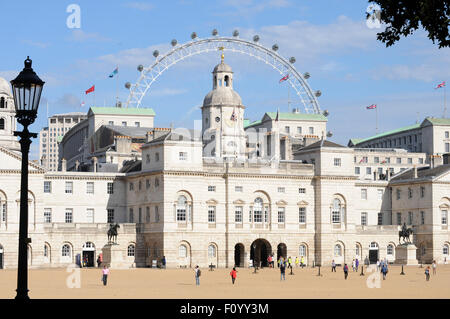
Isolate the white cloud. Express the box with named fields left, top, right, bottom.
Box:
left=124, top=2, right=154, bottom=11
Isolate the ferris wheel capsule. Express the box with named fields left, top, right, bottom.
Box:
left=253, top=35, right=260, bottom=42
left=171, top=39, right=178, bottom=47
left=125, top=82, right=131, bottom=89
left=327, top=130, right=333, bottom=137
left=272, top=44, right=279, bottom=51
left=323, top=110, right=329, bottom=117
left=289, top=57, right=296, bottom=64
left=315, top=90, right=322, bottom=97
left=191, top=32, right=197, bottom=40
left=153, top=50, right=159, bottom=58
left=212, top=29, right=218, bottom=36
left=137, top=65, right=144, bottom=72
left=233, top=30, right=239, bottom=37
left=303, top=72, right=310, bottom=79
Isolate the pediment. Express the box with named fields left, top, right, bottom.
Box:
left=0, top=146, right=44, bottom=173
left=276, top=200, right=288, bottom=206
left=233, top=199, right=245, bottom=205
left=297, top=200, right=309, bottom=206
left=206, top=199, right=218, bottom=205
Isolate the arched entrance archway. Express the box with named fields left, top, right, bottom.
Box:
left=82, top=242, right=96, bottom=267
left=277, top=243, right=287, bottom=263
left=369, top=242, right=379, bottom=264
left=250, top=239, right=271, bottom=268
left=234, top=243, right=245, bottom=267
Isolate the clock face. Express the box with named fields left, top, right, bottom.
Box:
left=215, top=117, right=220, bottom=123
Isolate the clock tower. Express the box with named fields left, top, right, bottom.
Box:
left=201, top=57, right=246, bottom=160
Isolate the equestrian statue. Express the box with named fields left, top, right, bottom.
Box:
left=107, top=223, right=120, bottom=244
left=399, top=223, right=413, bottom=245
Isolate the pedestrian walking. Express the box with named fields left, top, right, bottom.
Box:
left=425, top=266, right=430, bottom=281
left=352, top=259, right=356, bottom=272
left=355, top=258, right=359, bottom=272
left=381, top=263, right=388, bottom=280
left=376, top=259, right=380, bottom=271
left=194, top=265, right=201, bottom=286
left=101, top=265, right=110, bottom=286
left=280, top=261, right=286, bottom=281
left=300, top=256, right=305, bottom=268
left=97, top=256, right=101, bottom=268
left=230, top=267, right=237, bottom=284
left=288, top=256, right=292, bottom=270
left=343, top=263, right=349, bottom=280
left=432, top=260, right=437, bottom=275
left=162, top=256, right=166, bottom=269
left=331, top=259, right=336, bottom=272
left=295, top=257, right=299, bottom=268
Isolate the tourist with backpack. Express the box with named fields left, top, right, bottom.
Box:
left=194, top=265, right=201, bottom=286
left=230, top=267, right=237, bottom=284
left=343, top=263, right=349, bottom=280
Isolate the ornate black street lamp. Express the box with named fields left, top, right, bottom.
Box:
left=10, top=56, right=44, bottom=300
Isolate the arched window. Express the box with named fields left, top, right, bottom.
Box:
left=179, top=245, right=187, bottom=258
left=62, top=244, right=71, bottom=257
left=334, top=244, right=342, bottom=256
left=332, top=199, right=341, bottom=223
left=127, top=244, right=135, bottom=257
left=253, top=198, right=263, bottom=223
left=0, top=97, right=4, bottom=108
left=224, top=75, right=230, bottom=87
left=443, top=244, right=449, bottom=255
left=208, top=244, right=216, bottom=257
left=176, top=196, right=187, bottom=221
left=0, top=118, right=4, bottom=130
left=299, top=245, right=306, bottom=257
left=387, top=244, right=394, bottom=255
left=355, top=244, right=360, bottom=257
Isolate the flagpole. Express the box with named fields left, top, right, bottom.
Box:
left=444, top=84, right=447, bottom=118
left=115, top=65, right=119, bottom=106
left=288, top=84, right=291, bottom=113
left=376, top=105, right=379, bottom=134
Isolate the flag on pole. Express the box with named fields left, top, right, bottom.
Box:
left=109, top=66, right=118, bottom=78
left=275, top=108, right=279, bottom=121
left=435, top=81, right=446, bottom=89
left=366, top=104, right=377, bottom=109
left=279, top=74, right=289, bottom=83
left=85, top=85, right=95, bottom=94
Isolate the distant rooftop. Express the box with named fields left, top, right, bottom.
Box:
left=89, top=107, right=155, bottom=116
left=265, top=112, right=328, bottom=122
left=49, top=112, right=86, bottom=118
left=391, top=164, right=450, bottom=181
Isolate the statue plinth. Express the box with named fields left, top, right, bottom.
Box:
left=102, top=244, right=135, bottom=269
left=395, top=244, right=418, bottom=265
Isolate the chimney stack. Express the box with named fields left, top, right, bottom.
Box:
left=61, top=158, right=67, bottom=172
left=413, top=165, right=418, bottom=179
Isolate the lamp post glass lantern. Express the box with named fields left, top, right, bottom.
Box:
left=10, top=56, right=44, bottom=300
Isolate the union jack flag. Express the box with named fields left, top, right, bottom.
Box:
left=435, top=81, right=446, bottom=89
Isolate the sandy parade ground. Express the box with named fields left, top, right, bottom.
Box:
left=0, top=264, right=449, bottom=299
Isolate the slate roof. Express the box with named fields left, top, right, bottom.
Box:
left=296, top=139, right=346, bottom=152
left=89, top=107, right=155, bottom=116
left=390, top=164, right=450, bottom=181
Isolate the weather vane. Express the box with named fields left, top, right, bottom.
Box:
left=218, top=46, right=225, bottom=63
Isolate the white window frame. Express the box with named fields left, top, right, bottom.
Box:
left=278, top=207, right=285, bottom=223
left=298, top=207, right=306, bottom=224
left=86, top=182, right=94, bottom=195
left=208, top=206, right=216, bottom=223
left=65, top=209, right=73, bottom=223
left=65, top=181, right=73, bottom=194
left=44, top=208, right=52, bottom=223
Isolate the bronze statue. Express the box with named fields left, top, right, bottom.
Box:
left=107, top=223, right=120, bottom=244
left=399, top=223, right=413, bottom=245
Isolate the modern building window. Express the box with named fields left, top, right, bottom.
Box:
left=127, top=244, right=135, bottom=257
left=235, top=206, right=243, bottom=223
left=86, top=182, right=94, bottom=194
left=442, top=210, right=448, bottom=225
left=44, top=181, right=51, bottom=193
left=65, top=209, right=73, bottom=223
left=44, top=208, right=52, bottom=223
left=107, top=209, right=114, bottom=223
left=235, top=186, right=243, bottom=192
left=179, top=152, right=187, bottom=161
left=361, top=212, right=367, bottom=226
left=334, top=158, right=341, bottom=166
left=298, top=207, right=306, bottom=224
left=107, top=182, right=114, bottom=194
left=361, top=189, right=367, bottom=200
left=208, top=206, right=216, bottom=223
left=208, top=185, right=216, bottom=192
left=65, top=181, right=73, bottom=194
left=277, top=207, right=285, bottom=223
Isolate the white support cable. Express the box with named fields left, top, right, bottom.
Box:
left=125, top=36, right=322, bottom=114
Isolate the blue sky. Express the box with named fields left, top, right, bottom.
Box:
left=0, top=0, right=448, bottom=159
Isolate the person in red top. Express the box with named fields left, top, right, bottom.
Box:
left=230, top=267, right=237, bottom=284
left=267, top=255, right=272, bottom=268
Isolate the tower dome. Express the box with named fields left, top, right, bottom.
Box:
left=202, top=61, right=242, bottom=107
left=0, top=77, right=12, bottom=96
